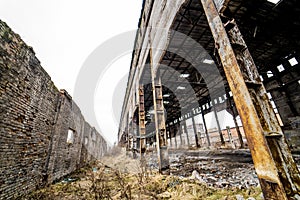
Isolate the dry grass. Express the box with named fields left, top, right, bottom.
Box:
left=23, top=148, right=263, bottom=200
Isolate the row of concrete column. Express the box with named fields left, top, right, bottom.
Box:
left=125, top=87, right=245, bottom=152
left=121, top=0, right=300, bottom=198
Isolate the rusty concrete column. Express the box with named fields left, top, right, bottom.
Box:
left=139, top=85, right=146, bottom=157
left=201, top=0, right=300, bottom=198
left=150, top=64, right=169, bottom=174
left=200, top=106, right=211, bottom=147
left=212, top=101, right=225, bottom=145
left=126, top=114, right=130, bottom=153
left=181, top=121, right=190, bottom=147
left=182, top=120, right=189, bottom=148
left=191, top=116, right=200, bottom=148
left=132, top=118, right=137, bottom=159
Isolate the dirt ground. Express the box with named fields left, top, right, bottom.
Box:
left=23, top=147, right=264, bottom=200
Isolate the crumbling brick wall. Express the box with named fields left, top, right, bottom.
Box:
left=0, top=20, right=107, bottom=199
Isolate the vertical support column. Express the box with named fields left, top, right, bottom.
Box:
left=173, top=126, right=178, bottom=149
left=151, top=67, right=169, bottom=174
left=126, top=114, right=130, bottom=153
left=212, top=103, right=225, bottom=145
left=201, top=0, right=300, bottom=198
left=132, top=118, right=137, bottom=159
left=128, top=120, right=133, bottom=157
left=201, top=106, right=211, bottom=147
left=182, top=121, right=190, bottom=147
left=178, top=123, right=183, bottom=147
left=168, top=129, right=172, bottom=148
left=139, top=85, right=146, bottom=157
left=226, top=126, right=235, bottom=149
left=183, top=121, right=189, bottom=148
left=227, top=91, right=244, bottom=148
left=191, top=116, right=200, bottom=148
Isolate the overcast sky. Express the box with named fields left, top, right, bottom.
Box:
left=0, top=0, right=240, bottom=146
left=0, top=0, right=143, bottom=145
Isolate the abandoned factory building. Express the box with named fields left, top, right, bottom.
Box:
left=118, top=0, right=300, bottom=199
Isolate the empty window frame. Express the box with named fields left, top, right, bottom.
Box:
left=67, top=129, right=75, bottom=144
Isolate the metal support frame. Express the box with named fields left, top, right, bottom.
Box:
left=201, top=0, right=300, bottom=198
left=139, top=85, right=146, bottom=157
left=132, top=118, right=137, bottom=159
left=150, top=50, right=170, bottom=173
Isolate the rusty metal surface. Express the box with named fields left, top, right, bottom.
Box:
left=227, top=19, right=300, bottom=199
left=139, top=85, right=146, bottom=156
left=150, top=50, right=170, bottom=173
left=200, top=0, right=300, bottom=198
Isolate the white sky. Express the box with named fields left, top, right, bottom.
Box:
left=0, top=0, right=241, bottom=145
left=0, top=0, right=143, bottom=145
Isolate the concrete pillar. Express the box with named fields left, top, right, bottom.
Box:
left=151, top=64, right=169, bottom=174
left=182, top=121, right=189, bottom=147
left=201, top=0, right=300, bottom=198
left=177, top=123, right=183, bottom=147
left=191, top=116, right=200, bottom=148
left=226, top=91, right=244, bottom=148
left=172, top=126, right=178, bottom=149
left=139, top=85, right=146, bottom=157
left=201, top=106, right=211, bottom=147
left=212, top=102, right=225, bottom=145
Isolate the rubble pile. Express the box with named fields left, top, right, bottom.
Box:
left=169, top=149, right=259, bottom=189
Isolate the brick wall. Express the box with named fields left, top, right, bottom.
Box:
left=0, top=20, right=107, bottom=199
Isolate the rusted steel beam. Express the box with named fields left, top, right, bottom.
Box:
left=150, top=50, right=169, bottom=174
left=139, top=85, right=146, bottom=157
left=201, top=0, right=300, bottom=199
left=227, top=19, right=300, bottom=198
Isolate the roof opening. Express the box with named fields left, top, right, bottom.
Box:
left=267, top=71, right=273, bottom=78
left=277, top=64, right=285, bottom=72
left=180, top=74, right=190, bottom=78
left=288, top=57, right=298, bottom=66
left=267, top=0, right=281, bottom=4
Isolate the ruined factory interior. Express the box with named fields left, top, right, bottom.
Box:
left=118, top=0, right=300, bottom=199
left=1, top=0, right=300, bottom=199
